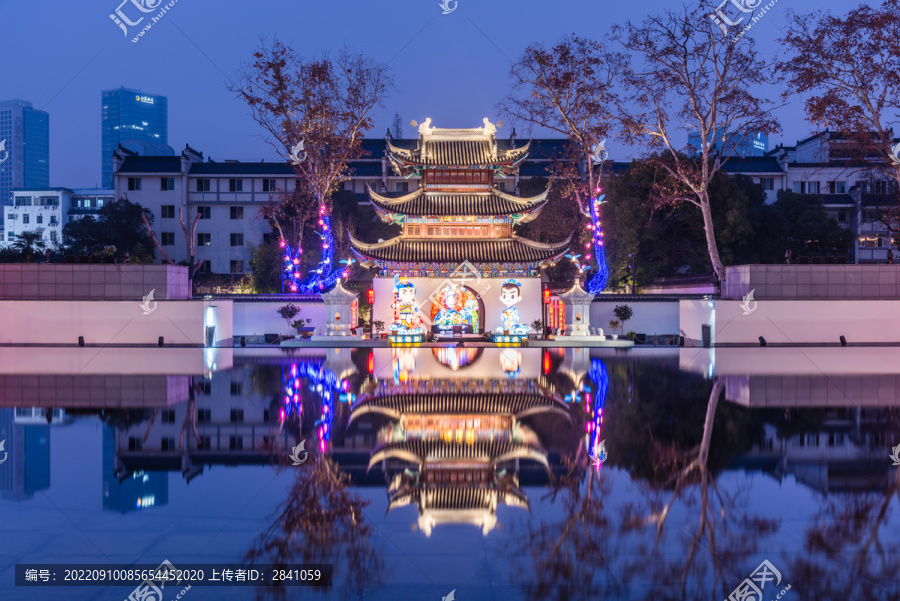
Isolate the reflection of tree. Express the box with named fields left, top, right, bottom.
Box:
left=787, top=467, right=900, bottom=600
left=623, top=378, right=779, bottom=600
left=517, top=360, right=620, bottom=600
left=245, top=454, right=382, bottom=600
left=518, top=451, right=620, bottom=600
left=519, top=372, right=778, bottom=601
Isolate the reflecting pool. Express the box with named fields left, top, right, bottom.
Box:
left=1, top=346, right=899, bottom=600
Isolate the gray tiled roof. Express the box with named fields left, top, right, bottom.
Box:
left=351, top=236, right=570, bottom=263
left=722, top=156, right=783, bottom=173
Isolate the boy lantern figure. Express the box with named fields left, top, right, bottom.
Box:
left=496, top=280, right=528, bottom=335
left=391, top=276, right=423, bottom=334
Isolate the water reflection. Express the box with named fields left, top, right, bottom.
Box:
left=1, top=347, right=899, bottom=600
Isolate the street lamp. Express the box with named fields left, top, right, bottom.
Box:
left=628, top=253, right=636, bottom=294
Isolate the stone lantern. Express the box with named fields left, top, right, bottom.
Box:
left=556, top=279, right=603, bottom=340
left=312, top=280, right=360, bottom=339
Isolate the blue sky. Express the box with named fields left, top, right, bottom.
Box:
left=0, top=0, right=864, bottom=189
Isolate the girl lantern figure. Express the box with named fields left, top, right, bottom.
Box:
left=391, top=276, right=422, bottom=334
left=496, top=280, right=528, bottom=335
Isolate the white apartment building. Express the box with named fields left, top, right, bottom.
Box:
left=2, top=187, right=111, bottom=248
left=112, top=132, right=555, bottom=276
left=723, top=131, right=899, bottom=263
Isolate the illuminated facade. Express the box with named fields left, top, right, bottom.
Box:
left=353, top=119, right=570, bottom=337
left=354, top=348, right=565, bottom=535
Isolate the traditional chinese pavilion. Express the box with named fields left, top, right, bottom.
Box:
left=351, top=383, right=567, bottom=535
left=354, top=349, right=561, bottom=535
left=352, top=119, right=571, bottom=339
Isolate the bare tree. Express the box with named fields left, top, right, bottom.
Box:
left=232, top=40, right=393, bottom=290
left=141, top=207, right=204, bottom=285
left=500, top=35, right=624, bottom=291
left=611, top=3, right=780, bottom=284
left=779, top=0, right=900, bottom=252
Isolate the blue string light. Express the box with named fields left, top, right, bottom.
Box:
left=587, top=358, right=609, bottom=465
left=585, top=192, right=610, bottom=293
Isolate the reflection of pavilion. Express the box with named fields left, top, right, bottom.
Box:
left=356, top=380, right=562, bottom=535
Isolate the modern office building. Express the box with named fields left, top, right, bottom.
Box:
left=0, top=408, right=51, bottom=502
left=687, top=128, right=768, bottom=157
left=0, top=99, right=50, bottom=229
left=101, top=87, right=173, bottom=188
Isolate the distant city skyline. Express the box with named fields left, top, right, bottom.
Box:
left=0, top=99, right=49, bottom=228
left=101, top=87, right=173, bottom=188
left=0, top=0, right=865, bottom=190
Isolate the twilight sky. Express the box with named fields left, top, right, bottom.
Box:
left=0, top=0, right=863, bottom=189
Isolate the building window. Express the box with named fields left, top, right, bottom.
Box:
left=198, top=262, right=211, bottom=275
left=161, top=437, right=176, bottom=451
left=198, top=380, right=211, bottom=395
left=36, top=214, right=43, bottom=224
left=49, top=217, right=57, bottom=226
left=162, top=410, right=176, bottom=423
left=395, top=181, right=408, bottom=193
left=262, top=179, right=276, bottom=192
left=50, top=231, right=57, bottom=243
left=837, top=210, right=847, bottom=222
left=197, top=408, right=211, bottom=423
left=128, top=437, right=142, bottom=451
left=230, top=381, right=243, bottom=395
left=161, top=177, right=175, bottom=191
left=14, top=196, right=31, bottom=206
left=197, top=206, right=210, bottom=219
left=793, top=181, right=820, bottom=194
left=230, top=408, right=244, bottom=423
left=128, top=177, right=142, bottom=191
left=229, top=436, right=243, bottom=450
left=229, top=178, right=243, bottom=192
left=230, top=260, right=244, bottom=273
left=759, top=177, right=774, bottom=191
left=263, top=409, right=271, bottom=422
left=22, top=214, right=29, bottom=224
left=198, top=436, right=211, bottom=450
left=863, top=209, right=881, bottom=222
left=829, top=181, right=846, bottom=194
left=873, top=180, right=892, bottom=194
left=197, top=233, right=211, bottom=246
left=196, top=178, right=211, bottom=192
left=161, top=205, right=175, bottom=219
left=230, top=233, right=244, bottom=246
left=161, top=232, right=175, bottom=245
left=230, top=206, right=243, bottom=219
left=38, top=196, right=59, bottom=206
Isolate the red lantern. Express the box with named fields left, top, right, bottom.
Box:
left=543, top=287, right=550, bottom=304
left=367, top=289, right=374, bottom=304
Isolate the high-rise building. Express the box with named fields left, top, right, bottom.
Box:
left=101, top=87, right=174, bottom=188
left=0, top=99, right=50, bottom=229
left=687, top=128, right=768, bottom=157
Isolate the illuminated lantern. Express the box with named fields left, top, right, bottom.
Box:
left=367, top=288, right=374, bottom=304
left=542, top=287, right=550, bottom=304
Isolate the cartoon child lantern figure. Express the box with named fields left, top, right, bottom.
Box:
left=391, top=275, right=423, bottom=334
left=496, top=279, right=528, bottom=334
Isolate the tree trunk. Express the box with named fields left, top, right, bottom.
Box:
left=699, top=195, right=726, bottom=284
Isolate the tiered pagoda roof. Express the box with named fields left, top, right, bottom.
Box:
left=350, top=235, right=571, bottom=264
left=351, top=118, right=570, bottom=277
left=349, top=391, right=570, bottom=424
left=368, top=186, right=549, bottom=219
left=368, top=439, right=549, bottom=470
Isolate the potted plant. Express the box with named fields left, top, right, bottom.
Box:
left=530, top=319, right=544, bottom=340
left=277, top=304, right=301, bottom=338
left=613, top=304, right=633, bottom=338
left=290, top=319, right=306, bottom=339
left=608, top=319, right=620, bottom=340
left=373, top=320, right=386, bottom=339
